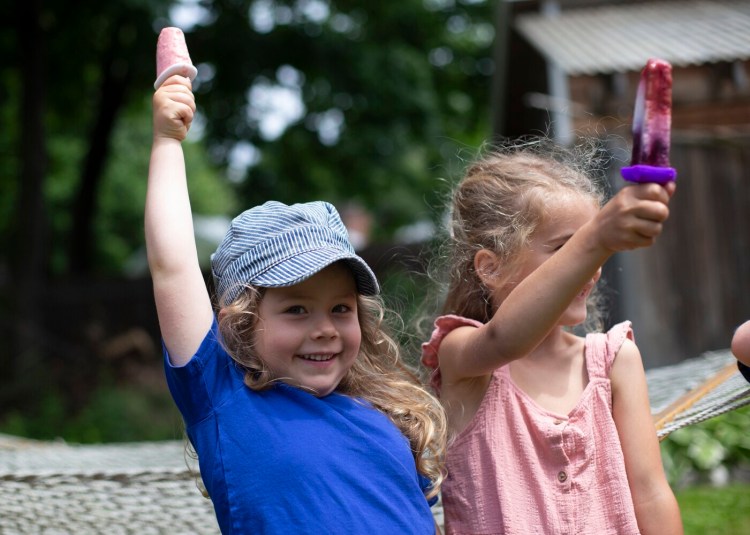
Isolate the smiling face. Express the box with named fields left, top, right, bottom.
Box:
left=254, top=262, right=362, bottom=397
left=496, top=192, right=601, bottom=327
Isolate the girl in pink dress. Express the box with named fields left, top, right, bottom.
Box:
left=422, top=140, right=683, bottom=535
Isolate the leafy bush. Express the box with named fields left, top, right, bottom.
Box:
left=661, top=405, right=750, bottom=488
left=0, top=386, right=183, bottom=443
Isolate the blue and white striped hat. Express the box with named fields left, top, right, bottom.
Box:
left=211, top=200, right=379, bottom=304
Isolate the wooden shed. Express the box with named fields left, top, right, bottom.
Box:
left=493, top=0, right=750, bottom=366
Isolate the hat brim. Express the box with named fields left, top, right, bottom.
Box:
left=252, top=247, right=379, bottom=296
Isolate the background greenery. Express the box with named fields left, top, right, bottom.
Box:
left=2, top=0, right=496, bottom=408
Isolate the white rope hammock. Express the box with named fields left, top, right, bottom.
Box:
left=0, top=440, right=219, bottom=534
left=648, top=350, right=750, bottom=439
left=1, top=350, right=747, bottom=534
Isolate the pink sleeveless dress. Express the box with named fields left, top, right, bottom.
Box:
left=422, top=316, right=640, bottom=535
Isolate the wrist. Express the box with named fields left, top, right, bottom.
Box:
left=572, top=220, right=613, bottom=260
left=152, top=134, right=185, bottom=146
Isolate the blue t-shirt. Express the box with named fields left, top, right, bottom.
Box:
left=164, top=319, right=436, bottom=534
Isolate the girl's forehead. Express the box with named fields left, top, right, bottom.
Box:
left=543, top=190, right=597, bottom=215
left=538, top=195, right=597, bottom=232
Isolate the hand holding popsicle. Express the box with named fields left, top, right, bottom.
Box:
left=621, top=58, right=677, bottom=184
left=153, top=77, right=195, bottom=142
left=154, top=27, right=198, bottom=90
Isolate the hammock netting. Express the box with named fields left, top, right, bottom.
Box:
left=1, top=350, right=747, bottom=534
left=648, top=350, right=750, bottom=439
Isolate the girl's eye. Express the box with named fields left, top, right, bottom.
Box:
left=285, top=305, right=306, bottom=314
left=332, top=304, right=352, bottom=314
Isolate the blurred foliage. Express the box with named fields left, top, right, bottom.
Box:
left=45, top=95, right=238, bottom=274
left=2, top=0, right=495, bottom=277
left=187, top=0, right=496, bottom=238
left=2, top=0, right=496, bottom=416
left=676, top=484, right=750, bottom=535
left=661, top=405, right=750, bottom=488
left=0, top=384, right=183, bottom=443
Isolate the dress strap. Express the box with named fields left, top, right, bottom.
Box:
left=584, top=321, right=634, bottom=378
left=421, top=314, right=483, bottom=394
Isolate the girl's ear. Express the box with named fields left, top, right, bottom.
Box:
left=474, top=249, right=500, bottom=289
left=217, top=308, right=228, bottom=322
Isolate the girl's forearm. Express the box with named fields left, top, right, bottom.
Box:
left=484, top=222, right=610, bottom=360
left=145, top=138, right=200, bottom=276
left=145, top=137, right=213, bottom=362
left=634, top=491, right=684, bottom=535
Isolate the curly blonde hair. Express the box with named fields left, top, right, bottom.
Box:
left=216, top=279, right=447, bottom=499
left=439, top=137, right=610, bottom=332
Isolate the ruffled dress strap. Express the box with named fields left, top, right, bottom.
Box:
left=584, top=320, right=634, bottom=379
left=421, top=314, right=483, bottom=394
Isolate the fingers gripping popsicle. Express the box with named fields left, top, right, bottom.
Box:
left=154, top=27, right=198, bottom=90
left=621, top=58, right=676, bottom=184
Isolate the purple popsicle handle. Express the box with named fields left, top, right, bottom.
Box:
left=621, top=165, right=676, bottom=184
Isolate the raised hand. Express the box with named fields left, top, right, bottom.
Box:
left=153, top=75, right=195, bottom=142
left=593, top=181, right=675, bottom=253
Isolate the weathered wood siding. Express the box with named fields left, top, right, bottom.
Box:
left=605, top=134, right=750, bottom=367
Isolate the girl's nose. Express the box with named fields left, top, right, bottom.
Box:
left=312, top=315, right=338, bottom=339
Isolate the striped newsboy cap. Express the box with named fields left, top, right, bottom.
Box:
left=211, top=200, right=379, bottom=304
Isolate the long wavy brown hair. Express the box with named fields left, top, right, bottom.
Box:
left=216, top=279, right=447, bottom=499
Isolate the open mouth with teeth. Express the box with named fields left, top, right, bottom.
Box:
left=297, top=353, right=335, bottom=362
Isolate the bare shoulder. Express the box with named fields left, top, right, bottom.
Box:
left=610, top=337, right=647, bottom=391
left=613, top=337, right=641, bottom=364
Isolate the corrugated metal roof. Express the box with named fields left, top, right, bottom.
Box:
left=515, top=0, right=750, bottom=76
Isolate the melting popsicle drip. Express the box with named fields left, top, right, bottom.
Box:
left=621, top=58, right=676, bottom=183
left=154, top=27, right=198, bottom=90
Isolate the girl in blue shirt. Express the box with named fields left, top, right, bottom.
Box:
left=146, top=75, right=446, bottom=534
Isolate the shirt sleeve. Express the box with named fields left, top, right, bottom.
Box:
left=739, top=361, right=750, bottom=384
left=418, top=473, right=439, bottom=507
left=163, top=316, right=246, bottom=425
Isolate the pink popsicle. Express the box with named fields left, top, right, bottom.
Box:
left=621, top=58, right=676, bottom=183
left=154, top=27, right=198, bottom=90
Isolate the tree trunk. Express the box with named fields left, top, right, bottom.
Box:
left=8, top=0, right=48, bottom=398
left=69, top=20, right=132, bottom=274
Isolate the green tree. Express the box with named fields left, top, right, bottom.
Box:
left=191, top=0, right=495, bottom=235
left=1, top=0, right=497, bottom=414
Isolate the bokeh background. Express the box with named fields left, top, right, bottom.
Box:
left=2, top=1, right=749, bottom=532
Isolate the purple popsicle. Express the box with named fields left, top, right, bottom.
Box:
left=621, top=58, right=676, bottom=184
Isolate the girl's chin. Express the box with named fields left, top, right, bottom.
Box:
left=561, top=309, right=588, bottom=327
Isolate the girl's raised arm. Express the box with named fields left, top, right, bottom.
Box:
left=440, top=182, right=674, bottom=382
left=145, top=76, right=214, bottom=364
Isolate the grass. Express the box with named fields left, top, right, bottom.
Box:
left=677, top=484, right=750, bottom=534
